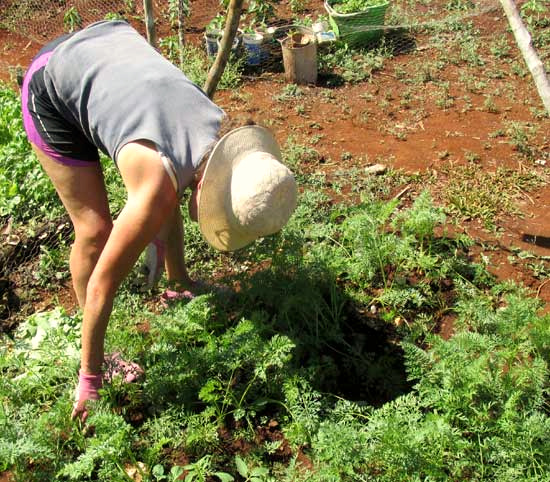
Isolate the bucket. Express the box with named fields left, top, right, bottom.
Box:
left=324, top=0, right=389, bottom=47
left=242, top=32, right=264, bottom=66
left=280, top=33, right=317, bottom=85
left=205, top=29, right=222, bottom=57
left=217, top=30, right=242, bottom=55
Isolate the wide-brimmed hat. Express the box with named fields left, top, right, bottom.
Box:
left=198, top=125, right=298, bottom=251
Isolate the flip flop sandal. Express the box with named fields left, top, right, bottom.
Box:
left=103, top=352, right=144, bottom=383
left=160, top=281, right=233, bottom=307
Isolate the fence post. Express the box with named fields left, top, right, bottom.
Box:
left=203, top=0, right=244, bottom=99
left=143, top=0, right=157, bottom=48
left=499, top=0, right=550, bottom=114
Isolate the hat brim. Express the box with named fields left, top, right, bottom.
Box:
left=198, top=125, right=282, bottom=251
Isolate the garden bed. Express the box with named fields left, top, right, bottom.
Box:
left=1, top=0, right=549, bottom=480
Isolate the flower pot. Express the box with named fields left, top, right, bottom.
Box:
left=324, top=0, right=389, bottom=47
left=255, top=26, right=276, bottom=42
left=280, top=32, right=317, bottom=85
left=217, top=30, right=242, bottom=55
left=205, top=28, right=222, bottom=57
left=242, top=32, right=264, bottom=66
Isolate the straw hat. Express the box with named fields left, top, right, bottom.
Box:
left=198, top=125, right=298, bottom=251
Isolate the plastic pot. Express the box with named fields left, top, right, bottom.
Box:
left=242, top=32, right=264, bottom=66
left=205, top=28, right=222, bottom=57
left=217, top=30, right=242, bottom=55
left=204, top=28, right=223, bottom=57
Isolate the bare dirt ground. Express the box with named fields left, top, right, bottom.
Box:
left=1, top=0, right=549, bottom=330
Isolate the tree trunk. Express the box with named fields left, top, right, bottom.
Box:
left=178, top=0, right=186, bottom=69
left=499, top=0, right=550, bottom=114
left=203, top=0, right=244, bottom=99
left=143, top=0, right=157, bottom=48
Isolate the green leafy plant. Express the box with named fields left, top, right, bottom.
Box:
left=180, top=45, right=244, bottom=90
left=0, top=84, right=62, bottom=221
left=152, top=463, right=185, bottom=481
left=63, top=6, right=82, bottom=33
left=207, top=14, right=225, bottom=32
left=330, top=0, right=387, bottom=14
left=246, top=0, right=275, bottom=25
left=235, top=455, right=270, bottom=481
left=182, top=455, right=234, bottom=482
left=104, top=12, right=125, bottom=21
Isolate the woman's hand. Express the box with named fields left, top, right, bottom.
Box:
left=71, top=370, right=103, bottom=422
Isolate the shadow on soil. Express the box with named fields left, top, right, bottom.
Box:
left=230, top=243, right=413, bottom=408
left=522, top=233, right=550, bottom=249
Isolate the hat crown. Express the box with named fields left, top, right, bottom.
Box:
left=198, top=125, right=297, bottom=251
left=230, top=152, right=297, bottom=236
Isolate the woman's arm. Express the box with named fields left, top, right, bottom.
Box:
left=72, top=141, right=178, bottom=420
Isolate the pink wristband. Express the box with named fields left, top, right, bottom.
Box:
left=77, top=370, right=103, bottom=401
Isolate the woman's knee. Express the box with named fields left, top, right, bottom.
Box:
left=73, top=218, right=112, bottom=251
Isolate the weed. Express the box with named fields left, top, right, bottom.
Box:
left=483, top=95, right=499, bottom=113
left=63, top=7, right=82, bottom=33
left=104, top=12, right=126, bottom=21
left=0, top=85, right=63, bottom=221
left=289, top=0, right=307, bottom=14
left=443, top=164, right=543, bottom=229
left=282, top=136, right=321, bottom=184
left=464, top=150, right=480, bottom=163
left=490, top=36, right=512, bottom=59
left=505, top=121, right=538, bottom=160
left=33, top=244, right=70, bottom=287
left=180, top=45, right=243, bottom=90
left=182, top=454, right=234, bottom=482
left=435, top=82, right=455, bottom=110
left=273, top=84, right=303, bottom=102
left=235, top=455, right=270, bottom=481
left=319, top=44, right=389, bottom=83
left=294, top=103, right=306, bottom=116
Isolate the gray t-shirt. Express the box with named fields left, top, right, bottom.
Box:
left=44, top=20, right=224, bottom=197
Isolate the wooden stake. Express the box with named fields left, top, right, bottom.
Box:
left=203, top=0, right=244, bottom=99
left=177, top=0, right=186, bottom=69
left=143, top=0, right=157, bottom=48
left=499, top=0, right=550, bottom=114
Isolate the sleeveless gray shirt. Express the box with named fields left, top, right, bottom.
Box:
left=43, top=20, right=224, bottom=197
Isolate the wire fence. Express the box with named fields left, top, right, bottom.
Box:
left=0, top=0, right=507, bottom=79
left=1, top=0, right=548, bottom=328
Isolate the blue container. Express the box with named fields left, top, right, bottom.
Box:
left=242, top=33, right=264, bottom=66
left=205, top=29, right=222, bottom=57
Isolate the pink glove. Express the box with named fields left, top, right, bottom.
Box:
left=71, top=354, right=144, bottom=422
left=72, top=370, right=102, bottom=422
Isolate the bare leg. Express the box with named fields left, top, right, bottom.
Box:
left=32, top=145, right=112, bottom=308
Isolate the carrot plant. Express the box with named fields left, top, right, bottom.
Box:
left=1, top=80, right=548, bottom=479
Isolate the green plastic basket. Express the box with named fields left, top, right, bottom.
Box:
left=324, top=0, right=389, bottom=47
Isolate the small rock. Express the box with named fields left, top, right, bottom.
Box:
left=535, top=159, right=546, bottom=166
left=365, top=164, right=387, bottom=175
